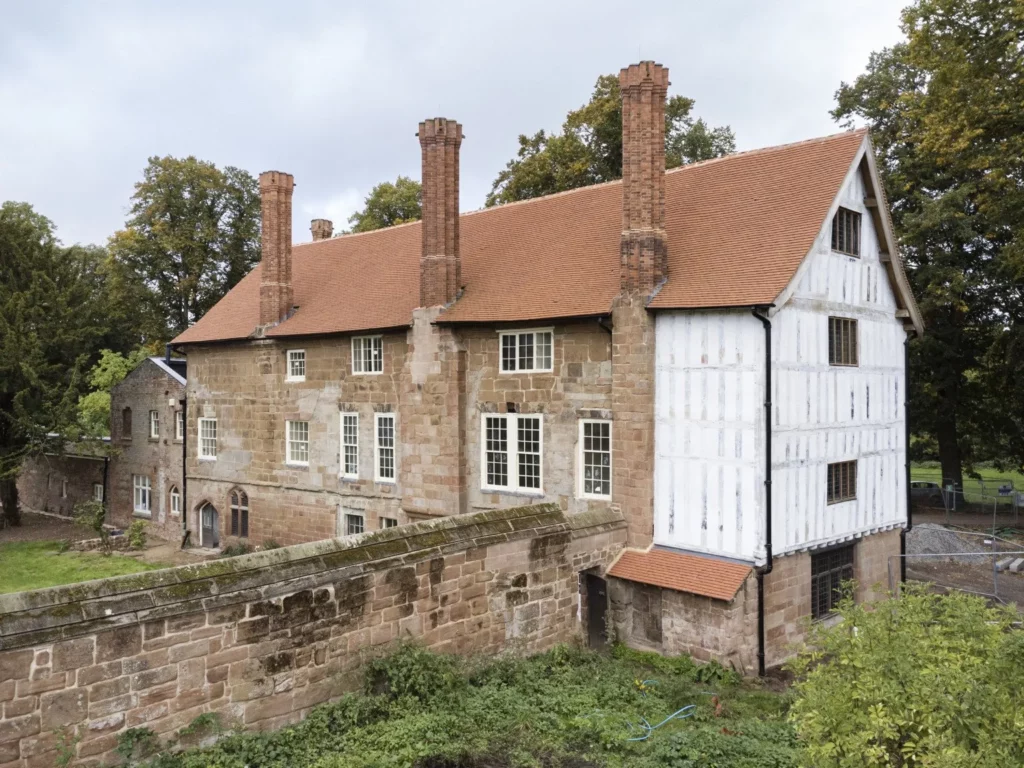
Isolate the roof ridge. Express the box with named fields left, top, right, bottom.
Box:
left=294, top=127, right=870, bottom=248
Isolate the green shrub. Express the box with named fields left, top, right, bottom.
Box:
left=73, top=499, right=109, bottom=553
left=788, top=584, right=1024, bottom=767
left=261, top=538, right=283, bottom=550
left=221, top=543, right=253, bottom=558
left=364, top=643, right=465, bottom=704
left=127, top=519, right=148, bottom=549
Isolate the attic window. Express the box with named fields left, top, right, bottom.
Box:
left=831, top=207, right=861, bottom=257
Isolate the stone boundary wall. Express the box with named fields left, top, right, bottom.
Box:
left=0, top=504, right=625, bottom=767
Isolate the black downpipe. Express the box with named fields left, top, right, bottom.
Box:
left=752, top=308, right=773, bottom=677
left=102, top=455, right=110, bottom=514
left=180, top=397, right=189, bottom=548
left=901, top=336, right=912, bottom=582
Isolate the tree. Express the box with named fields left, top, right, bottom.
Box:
left=486, top=74, right=735, bottom=206
left=77, top=347, right=151, bottom=436
left=346, top=176, right=422, bottom=233
left=107, top=156, right=262, bottom=340
left=834, top=0, right=1024, bottom=485
left=0, top=203, right=107, bottom=526
left=789, top=585, right=1024, bottom=766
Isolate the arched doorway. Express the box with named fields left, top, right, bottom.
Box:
left=199, top=503, right=219, bottom=548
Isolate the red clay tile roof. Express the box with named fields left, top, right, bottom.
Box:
left=172, top=129, right=868, bottom=345
left=607, top=548, right=752, bottom=601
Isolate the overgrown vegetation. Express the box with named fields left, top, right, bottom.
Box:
left=73, top=499, right=111, bottom=553
left=127, top=519, right=148, bottom=549
left=142, top=643, right=794, bottom=768
left=0, top=541, right=158, bottom=594
left=789, top=584, right=1024, bottom=766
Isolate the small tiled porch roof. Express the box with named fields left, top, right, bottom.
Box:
left=607, top=548, right=753, bottom=602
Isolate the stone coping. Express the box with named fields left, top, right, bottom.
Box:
left=0, top=503, right=624, bottom=649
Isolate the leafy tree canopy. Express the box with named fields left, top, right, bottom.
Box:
left=790, top=585, right=1024, bottom=767
left=0, top=202, right=108, bottom=525
left=486, top=74, right=735, bottom=206
left=834, top=0, right=1024, bottom=482
left=107, top=157, right=261, bottom=340
left=346, top=176, right=422, bottom=234
left=77, top=347, right=152, bottom=437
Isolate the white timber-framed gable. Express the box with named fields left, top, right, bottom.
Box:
left=653, top=133, right=921, bottom=564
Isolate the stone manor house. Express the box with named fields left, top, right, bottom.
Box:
left=165, top=60, right=922, bottom=672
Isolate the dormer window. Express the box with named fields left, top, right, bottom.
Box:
left=831, top=207, right=861, bottom=257
left=499, top=330, right=553, bottom=373
left=286, top=349, right=306, bottom=382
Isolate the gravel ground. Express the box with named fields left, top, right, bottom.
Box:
left=0, top=511, right=96, bottom=543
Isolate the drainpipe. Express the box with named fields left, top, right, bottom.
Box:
left=102, top=455, right=110, bottom=514
left=901, top=336, right=911, bottom=582
left=751, top=307, right=774, bottom=677
left=180, top=396, right=188, bottom=547
left=165, top=343, right=173, bottom=365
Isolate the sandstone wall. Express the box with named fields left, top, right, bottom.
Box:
left=0, top=504, right=625, bottom=767
left=109, top=361, right=185, bottom=542
left=16, top=455, right=105, bottom=520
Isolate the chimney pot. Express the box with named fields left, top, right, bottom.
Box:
left=258, top=170, right=295, bottom=327
left=311, top=218, right=333, bottom=241
left=418, top=117, right=463, bottom=307
left=619, top=61, right=669, bottom=295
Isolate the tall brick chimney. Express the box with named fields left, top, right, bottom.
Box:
left=418, top=118, right=462, bottom=307
left=619, top=61, right=669, bottom=295
left=259, top=171, right=295, bottom=327
left=310, top=218, right=333, bottom=241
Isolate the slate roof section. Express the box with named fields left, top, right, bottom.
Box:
left=172, top=129, right=870, bottom=345
left=607, top=548, right=753, bottom=602
left=150, top=356, right=187, bottom=386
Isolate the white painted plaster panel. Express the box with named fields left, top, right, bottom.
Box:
left=772, top=162, right=907, bottom=554
left=654, top=311, right=765, bottom=561
left=654, top=152, right=909, bottom=562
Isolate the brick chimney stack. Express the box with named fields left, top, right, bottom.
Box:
left=619, top=61, right=669, bottom=295
left=418, top=118, right=462, bottom=307
left=259, top=171, right=295, bottom=327
left=310, top=218, right=333, bottom=241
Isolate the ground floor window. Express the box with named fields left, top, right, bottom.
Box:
left=380, top=516, right=398, bottom=529
left=481, top=413, right=543, bottom=493
left=811, top=544, right=855, bottom=619
left=133, top=475, right=151, bottom=515
left=230, top=490, right=249, bottom=537
left=345, top=513, right=365, bottom=535
left=170, top=486, right=180, bottom=517
left=93, top=483, right=104, bottom=502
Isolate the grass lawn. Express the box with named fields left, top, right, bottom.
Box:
left=140, top=644, right=796, bottom=768
left=0, top=541, right=160, bottom=594
left=912, top=462, right=1023, bottom=506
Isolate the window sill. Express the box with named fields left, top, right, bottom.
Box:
left=285, top=377, right=306, bottom=383
left=132, top=511, right=152, bottom=519
left=198, top=456, right=217, bottom=462
left=340, top=474, right=359, bottom=482
left=578, top=494, right=612, bottom=502
left=498, top=369, right=553, bottom=376
left=352, top=371, right=383, bottom=376
left=286, top=461, right=310, bottom=468
left=374, top=478, right=397, bottom=486
left=482, top=488, right=545, bottom=498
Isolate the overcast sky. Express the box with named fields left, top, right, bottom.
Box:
left=0, top=1, right=904, bottom=247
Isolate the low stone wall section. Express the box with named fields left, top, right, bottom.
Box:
left=0, top=503, right=625, bottom=767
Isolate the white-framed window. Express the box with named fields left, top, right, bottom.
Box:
left=198, top=418, right=217, bottom=460
left=499, top=329, right=553, bottom=373
left=341, top=413, right=359, bottom=479
left=286, top=349, right=306, bottom=382
left=286, top=420, right=310, bottom=466
left=345, top=513, right=365, bottom=535
left=175, top=410, right=184, bottom=441
left=578, top=420, right=612, bottom=499
left=380, top=517, right=398, bottom=529
left=374, top=413, right=396, bottom=482
left=352, top=336, right=384, bottom=375
left=481, top=413, right=543, bottom=493
left=133, top=475, right=152, bottom=516
left=93, top=483, right=104, bottom=502
left=61, top=478, right=68, bottom=498
left=149, top=410, right=160, bottom=439
left=170, top=486, right=181, bottom=517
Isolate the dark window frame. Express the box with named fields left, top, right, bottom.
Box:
left=828, top=317, right=859, bottom=367
left=827, top=460, right=858, bottom=504
left=811, top=544, right=855, bottom=620
left=831, top=207, right=861, bottom=257
left=230, top=490, right=249, bottom=538
left=345, top=513, right=365, bottom=535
